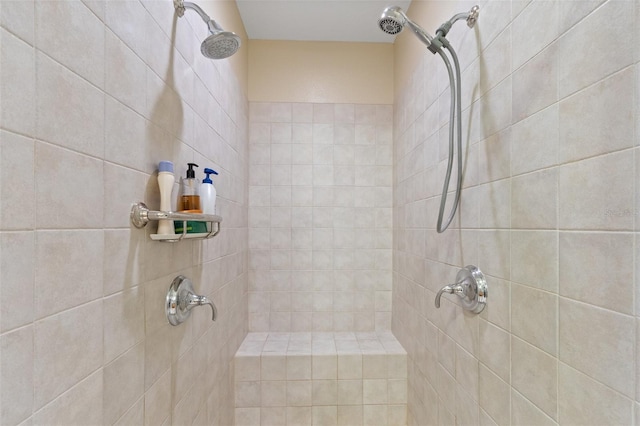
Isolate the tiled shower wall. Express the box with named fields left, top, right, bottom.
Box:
left=248, top=103, right=393, bottom=332
left=0, top=1, right=248, bottom=425
left=393, top=0, right=640, bottom=425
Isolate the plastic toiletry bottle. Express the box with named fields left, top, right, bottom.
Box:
left=200, top=168, right=219, bottom=232
left=180, top=163, right=201, bottom=212
left=200, top=168, right=219, bottom=215
left=176, top=163, right=206, bottom=234
left=157, top=161, right=175, bottom=235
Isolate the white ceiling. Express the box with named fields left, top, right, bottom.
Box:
left=235, top=0, right=412, bottom=43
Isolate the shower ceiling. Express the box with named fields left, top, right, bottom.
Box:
left=236, top=0, right=412, bottom=43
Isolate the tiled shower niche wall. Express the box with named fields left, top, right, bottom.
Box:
left=248, top=103, right=394, bottom=332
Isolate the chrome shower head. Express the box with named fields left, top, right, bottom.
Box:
left=378, top=6, right=434, bottom=47
left=378, top=5, right=405, bottom=35
left=174, top=0, right=241, bottom=59
left=201, top=30, right=241, bottom=59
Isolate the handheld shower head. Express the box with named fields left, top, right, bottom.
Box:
left=378, top=6, right=434, bottom=47
left=378, top=5, right=405, bottom=35
left=174, top=0, right=241, bottom=59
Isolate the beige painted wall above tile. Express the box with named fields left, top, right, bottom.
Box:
left=248, top=40, right=394, bottom=104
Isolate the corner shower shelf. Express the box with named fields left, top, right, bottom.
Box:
left=130, top=202, right=222, bottom=242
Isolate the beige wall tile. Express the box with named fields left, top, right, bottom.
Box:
left=558, top=0, right=634, bottom=98
left=236, top=407, right=260, bottom=426
left=511, top=231, right=558, bottom=293
left=1, top=326, right=34, bottom=425
left=103, top=229, right=144, bottom=296
left=511, top=337, right=557, bottom=420
left=313, top=380, right=338, bottom=405
left=558, top=150, right=634, bottom=230
left=479, top=276, right=510, bottom=331
left=477, top=180, right=511, bottom=229
left=287, top=355, right=311, bottom=380
left=35, top=0, right=104, bottom=88
left=33, top=370, right=103, bottom=426
left=104, top=343, right=144, bottom=425
left=104, top=98, right=148, bottom=173
left=511, top=105, right=558, bottom=176
left=36, top=53, right=104, bottom=157
left=287, top=406, right=312, bottom=425
left=0, top=30, right=35, bottom=136
left=560, top=232, right=634, bottom=314
left=511, top=389, right=556, bottom=426
left=312, top=406, right=337, bottom=426
left=478, top=230, right=510, bottom=280
left=559, top=67, right=635, bottom=163
left=479, top=320, right=510, bottom=383
left=34, top=301, right=103, bottom=410
left=0, top=0, right=35, bottom=44
left=286, top=380, right=311, bottom=407
left=35, top=230, right=103, bottom=319
left=479, top=365, right=509, bottom=426
left=144, top=370, right=170, bottom=426
left=477, top=129, right=511, bottom=185
left=0, top=131, right=35, bottom=230
left=0, top=232, right=34, bottom=332
left=113, top=398, right=143, bottom=426
left=511, top=284, right=557, bottom=356
left=512, top=43, right=557, bottom=122
left=558, top=363, right=633, bottom=425
left=511, top=169, right=557, bottom=229
left=35, top=142, right=104, bottom=229
left=103, top=286, right=145, bottom=364
left=262, top=381, right=286, bottom=407
left=511, top=0, right=559, bottom=70
left=103, top=163, right=147, bottom=228
left=559, top=297, right=634, bottom=397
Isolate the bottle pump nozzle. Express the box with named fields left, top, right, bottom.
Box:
left=186, top=163, right=199, bottom=178
left=203, top=168, right=218, bottom=184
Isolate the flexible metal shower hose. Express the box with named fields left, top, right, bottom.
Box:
left=435, top=43, right=463, bottom=233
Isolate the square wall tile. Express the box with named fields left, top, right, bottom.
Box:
left=559, top=297, right=634, bottom=398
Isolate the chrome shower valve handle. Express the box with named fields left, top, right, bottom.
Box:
left=187, top=293, right=217, bottom=321
left=435, top=283, right=464, bottom=308
left=434, top=265, right=487, bottom=314
left=166, top=275, right=218, bottom=326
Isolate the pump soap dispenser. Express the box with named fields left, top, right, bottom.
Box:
left=200, top=168, right=218, bottom=215
left=175, top=163, right=206, bottom=234
left=200, top=168, right=218, bottom=232
left=180, top=163, right=201, bottom=212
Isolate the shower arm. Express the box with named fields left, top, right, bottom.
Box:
left=436, top=5, right=480, bottom=38
left=174, top=0, right=223, bottom=33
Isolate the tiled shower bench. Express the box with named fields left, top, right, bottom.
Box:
left=234, top=332, right=408, bottom=426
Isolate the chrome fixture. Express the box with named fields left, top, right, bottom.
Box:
left=379, top=5, right=479, bottom=233
left=173, top=0, right=241, bottom=59
left=130, top=202, right=222, bottom=242
left=166, top=275, right=217, bottom=326
left=378, top=6, right=434, bottom=47
left=435, top=265, right=487, bottom=314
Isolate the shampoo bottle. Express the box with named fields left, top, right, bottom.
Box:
left=157, top=161, right=175, bottom=235
left=200, top=168, right=218, bottom=215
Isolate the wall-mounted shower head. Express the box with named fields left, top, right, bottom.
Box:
left=201, top=31, right=241, bottom=60
left=174, top=0, right=241, bottom=59
left=378, top=6, right=434, bottom=47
